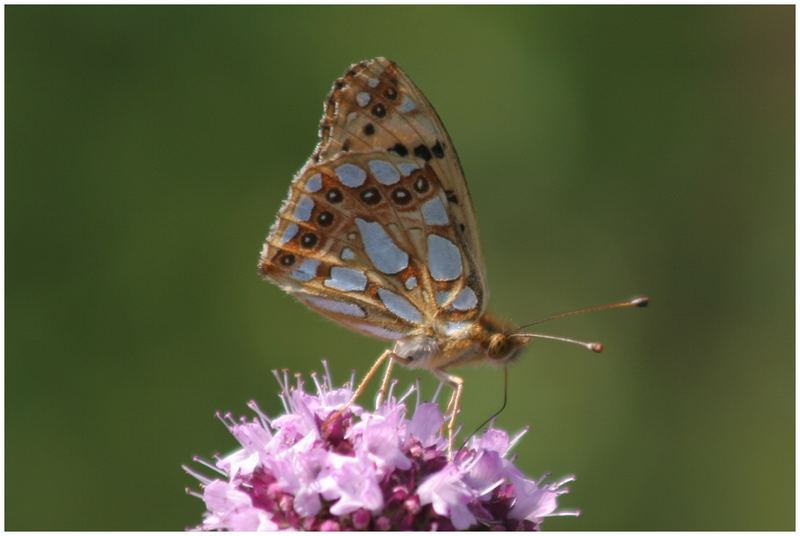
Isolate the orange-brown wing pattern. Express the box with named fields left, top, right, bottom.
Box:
left=259, top=58, right=488, bottom=341
left=312, top=58, right=487, bottom=295
left=259, top=151, right=485, bottom=341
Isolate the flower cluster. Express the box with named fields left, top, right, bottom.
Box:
left=184, top=365, right=578, bottom=531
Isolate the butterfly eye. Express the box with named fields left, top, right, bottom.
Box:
left=317, top=211, right=334, bottom=226
left=280, top=254, right=296, bottom=266
left=413, top=176, right=430, bottom=194
left=300, top=233, right=318, bottom=249
left=391, top=188, right=412, bottom=205
left=326, top=188, right=343, bottom=203
left=488, top=334, right=512, bottom=360
left=360, top=188, right=381, bottom=205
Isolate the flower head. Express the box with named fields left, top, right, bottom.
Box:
left=185, top=365, right=578, bottom=531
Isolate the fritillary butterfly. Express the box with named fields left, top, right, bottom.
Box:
left=258, top=58, right=646, bottom=455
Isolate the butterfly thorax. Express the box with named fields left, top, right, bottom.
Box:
left=394, top=313, right=528, bottom=371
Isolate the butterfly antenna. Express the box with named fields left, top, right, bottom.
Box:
left=459, top=367, right=509, bottom=452
left=511, top=332, right=604, bottom=353
left=517, top=296, right=648, bottom=330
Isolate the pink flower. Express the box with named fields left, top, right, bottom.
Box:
left=198, top=480, right=277, bottom=531
left=417, top=464, right=477, bottom=529
left=318, top=452, right=383, bottom=515
left=184, top=364, right=578, bottom=530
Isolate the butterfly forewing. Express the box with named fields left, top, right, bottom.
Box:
left=314, top=58, right=487, bottom=290
left=260, top=58, right=487, bottom=341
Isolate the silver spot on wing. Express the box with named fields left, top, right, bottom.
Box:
left=421, top=197, right=449, bottom=226
left=356, top=92, right=371, bottom=107
left=377, top=288, right=423, bottom=324
left=398, top=162, right=419, bottom=176
left=293, top=195, right=314, bottom=222
left=290, top=258, right=320, bottom=282
left=397, top=95, right=417, bottom=113
left=301, top=294, right=366, bottom=318
left=427, top=234, right=462, bottom=281
left=368, top=159, right=401, bottom=185
left=436, top=287, right=477, bottom=311
left=355, top=218, right=409, bottom=275
left=442, top=321, right=471, bottom=336
left=279, top=223, right=299, bottom=245
left=335, top=163, right=367, bottom=188
left=350, top=322, right=406, bottom=340
left=452, top=287, right=478, bottom=311
left=324, top=267, right=368, bottom=292
left=305, top=173, right=322, bottom=192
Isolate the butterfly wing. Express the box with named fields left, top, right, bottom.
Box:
left=260, top=58, right=487, bottom=341
left=313, top=57, right=487, bottom=295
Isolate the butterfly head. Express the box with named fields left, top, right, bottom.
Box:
left=480, top=315, right=531, bottom=365
left=479, top=302, right=620, bottom=364
left=486, top=331, right=530, bottom=363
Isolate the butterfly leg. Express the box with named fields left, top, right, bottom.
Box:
left=434, top=370, right=464, bottom=460
left=438, top=389, right=457, bottom=441
left=375, top=352, right=398, bottom=407
left=323, top=349, right=394, bottom=433
left=439, top=387, right=457, bottom=436
left=345, top=349, right=394, bottom=409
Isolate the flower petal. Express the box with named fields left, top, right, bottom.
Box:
left=408, top=402, right=444, bottom=447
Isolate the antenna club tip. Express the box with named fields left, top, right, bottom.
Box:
left=590, top=343, right=604, bottom=353
left=632, top=296, right=649, bottom=307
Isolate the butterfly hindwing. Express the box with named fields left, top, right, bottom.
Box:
left=260, top=149, right=485, bottom=340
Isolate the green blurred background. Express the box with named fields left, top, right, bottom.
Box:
left=6, top=5, right=794, bottom=530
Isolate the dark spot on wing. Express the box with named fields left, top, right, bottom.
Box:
left=301, top=233, right=318, bottom=249
left=360, top=187, right=381, bottom=205
left=389, top=143, right=408, bottom=157
left=372, top=103, right=386, bottom=118
left=326, top=188, right=343, bottom=203
left=414, top=145, right=432, bottom=161
left=391, top=188, right=412, bottom=205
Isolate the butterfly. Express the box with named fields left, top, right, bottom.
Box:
left=258, top=58, right=646, bottom=456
